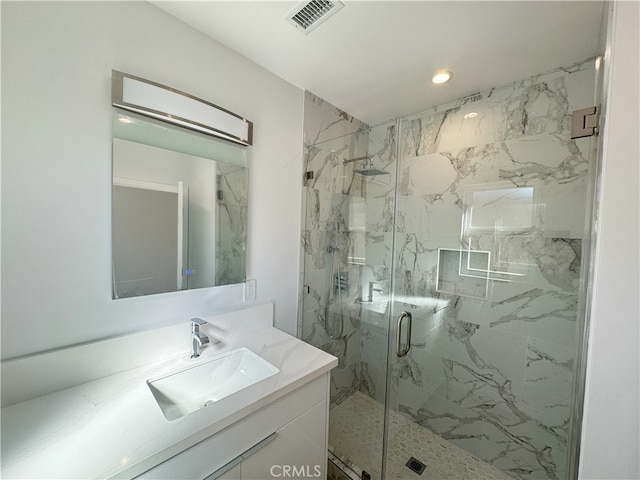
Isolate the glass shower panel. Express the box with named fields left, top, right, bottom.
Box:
left=326, top=121, right=398, bottom=479
left=300, top=91, right=393, bottom=478
left=384, top=59, right=597, bottom=480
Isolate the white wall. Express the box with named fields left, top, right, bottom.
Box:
left=580, top=2, right=640, bottom=478
left=1, top=1, right=303, bottom=359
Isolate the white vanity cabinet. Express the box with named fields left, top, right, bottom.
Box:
left=136, top=373, right=330, bottom=480
left=1, top=305, right=338, bottom=480
left=240, top=401, right=327, bottom=480
left=211, top=462, right=241, bottom=480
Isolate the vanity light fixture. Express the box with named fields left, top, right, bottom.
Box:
left=112, top=70, right=253, bottom=146
left=464, top=112, right=479, bottom=119
left=432, top=71, right=453, bottom=84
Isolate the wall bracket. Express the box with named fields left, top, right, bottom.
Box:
left=571, top=106, right=599, bottom=139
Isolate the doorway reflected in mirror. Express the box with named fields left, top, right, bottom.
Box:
left=112, top=113, right=248, bottom=299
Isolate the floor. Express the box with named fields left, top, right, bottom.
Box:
left=328, top=392, right=512, bottom=480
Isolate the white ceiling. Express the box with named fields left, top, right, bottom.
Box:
left=153, top=1, right=606, bottom=126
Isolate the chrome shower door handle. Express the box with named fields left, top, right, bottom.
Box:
left=396, top=311, right=412, bottom=357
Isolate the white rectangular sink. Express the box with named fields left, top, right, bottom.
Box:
left=147, top=347, right=279, bottom=421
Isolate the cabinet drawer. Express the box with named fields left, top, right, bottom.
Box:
left=241, top=400, right=327, bottom=480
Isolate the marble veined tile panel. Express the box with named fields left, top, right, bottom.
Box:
left=304, top=189, right=351, bottom=231
left=324, top=328, right=361, bottom=369
left=399, top=60, right=595, bottom=159
left=430, top=99, right=504, bottom=155
left=329, top=362, right=359, bottom=408
left=304, top=91, right=368, bottom=147
left=394, top=233, right=439, bottom=278
left=461, top=232, right=581, bottom=293
left=477, top=284, right=578, bottom=346
left=364, top=196, right=395, bottom=232
left=397, top=146, right=499, bottom=198
left=479, top=403, right=569, bottom=480
left=538, top=179, right=588, bottom=239
left=395, top=355, right=447, bottom=409
left=395, top=194, right=463, bottom=248
left=360, top=324, right=388, bottom=372
left=358, top=360, right=386, bottom=405
left=500, top=133, right=590, bottom=176
left=302, top=229, right=330, bottom=270
left=522, top=338, right=575, bottom=424
left=397, top=153, right=457, bottom=196
left=418, top=317, right=528, bottom=398
left=301, top=307, right=360, bottom=348
left=398, top=365, right=569, bottom=479
left=305, top=146, right=366, bottom=196
left=367, top=121, right=397, bottom=162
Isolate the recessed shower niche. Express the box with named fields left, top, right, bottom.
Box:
left=436, top=248, right=489, bottom=300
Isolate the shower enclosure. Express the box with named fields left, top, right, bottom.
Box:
left=299, top=54, right=601, bottom=480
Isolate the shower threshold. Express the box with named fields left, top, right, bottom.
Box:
left=328, top=448, right=364, bottom=480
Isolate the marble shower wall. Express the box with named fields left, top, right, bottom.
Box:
left=300, top=91, right=370, bottom=407
left=360, top=60, right=596, bottom=479
left=215, top=163, right=248, bottom=285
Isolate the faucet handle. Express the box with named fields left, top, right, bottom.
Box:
left=191, top=317, right=207, bottom=326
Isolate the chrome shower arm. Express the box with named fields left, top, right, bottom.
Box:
left=343, top=155, right=370, bottom=165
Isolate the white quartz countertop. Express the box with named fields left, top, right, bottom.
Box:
left=1, top=307, right=337, bottom=479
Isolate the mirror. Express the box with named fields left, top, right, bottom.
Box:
left=112, top=112, right=248, bottom=299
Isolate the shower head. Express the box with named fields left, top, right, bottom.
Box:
left=343, top=155, right=389, bottom=176
left=355, top=166, right=389, bottom=176
left=355, top=158, right=389, bottom=176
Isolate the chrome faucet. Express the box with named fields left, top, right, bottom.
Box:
left=190, top=318, right=210, bottom=358
left=367, top=281, right=384, bottom=302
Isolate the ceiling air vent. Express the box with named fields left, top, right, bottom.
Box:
left=285, top=0, right=345, bottom=35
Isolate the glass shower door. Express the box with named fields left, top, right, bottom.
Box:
left=383, top=59, right=599, bottom=479
left=300, top=92, right=393, bottom=479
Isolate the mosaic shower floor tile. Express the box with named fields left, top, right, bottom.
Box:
left=329, top=392, right=511, bottom=480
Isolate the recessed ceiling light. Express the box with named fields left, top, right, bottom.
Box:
left=432, top=71, right=453, bottom=84
left=464, top=112, right=478, bottom=119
